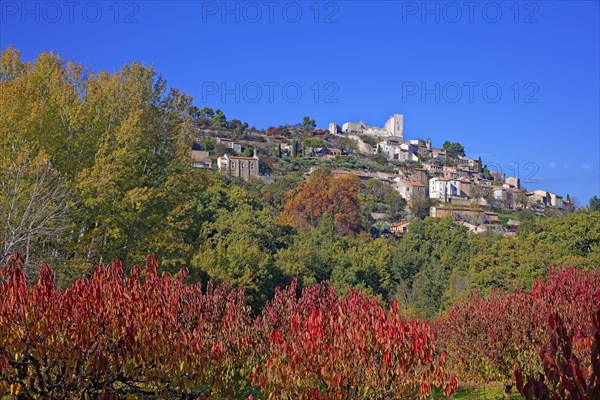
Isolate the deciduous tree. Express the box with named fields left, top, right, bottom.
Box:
left=279, top=169, right=362, bottom=235
left=0, top=144, right=70, bottom=276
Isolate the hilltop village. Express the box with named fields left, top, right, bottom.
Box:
left=191, top=112, right=572, bottom=235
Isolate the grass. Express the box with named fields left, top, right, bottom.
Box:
left=495, top=208, right=545, bottom=226
left=449, top=383, right=524, bottom=399
left=431, top=382, right=525, bottom=399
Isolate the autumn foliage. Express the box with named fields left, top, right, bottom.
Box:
left=0, top=254, right=456, bottom=399
left=252, top=280, right=457, bottom=399
left=438, top=268, right=600, bottom=396
left=3, top=249, right=599, bottom=399
left=515, top=289, right=600, bottom=399
left=0, top=253, right=254, bottom=398
left=279, top=169, right=362, bottom=235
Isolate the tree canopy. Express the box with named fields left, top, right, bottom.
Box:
left=279, top=169, right=363, bottom=235
left=442, top=140, right=466, bottom=157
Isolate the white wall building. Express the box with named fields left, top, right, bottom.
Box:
left=329, top=122, right=339, bottom=135
left=377, top=139, right=418, bottom=162
left=548, top=192, right=563, bottom=208
left=340, top=114, right=404, bottom=139
left=429, top=177, right=463, bottom=201
left=342, top=121, right=366, bottom=134
left=383, top=114, right=404, bottom=137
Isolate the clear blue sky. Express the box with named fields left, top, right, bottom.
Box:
left=2, top=1, right=599, bottom=203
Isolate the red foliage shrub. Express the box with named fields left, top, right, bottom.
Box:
left=0, top=253, right=254, bottom=398
left=251, top=279, right=457, bottom=399
left=0, top=255, right=456, bottom=399
left=437, top=268, right=600, bottom=396
left=515, top=289, right=600, bottom=399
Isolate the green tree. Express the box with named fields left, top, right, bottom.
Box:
left=211, top=109, right=227, bottom=128
left=243, top=146, right=254, bottom=157
left=261, top=175, right=299, bottom=209
left=190, top=106, right=215, bottom=127
left=442, top=141, right=465, bottom=157
left=228, top=118, right=247, bottom=136
left=331, top=237, right=401, bottom=301
left=75, top=62, right=195, bottom=266
left=410, top=259, right=447, bottom=317
left=589, top=195, right=600, bottom=211
left=339, top=137, right=357, bottom=153
left=192, top=205, right=286, bottom=309
left=361, top=180, right=406, bottom=221
left=382, top=189, right=407, bottom=220
left=302, top=138, right=324, bottom=149
left=302, top=116, right=316, bottom=130
left=196, top=137, right=215, bottom=151
left=1, top=49, right=202, bottom=278
left=274, top=222, right=345, bottom=288
left=410, top=193, right=433, bottom=220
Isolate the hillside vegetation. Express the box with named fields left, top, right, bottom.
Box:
left=2, top=48, right=599, bottom=316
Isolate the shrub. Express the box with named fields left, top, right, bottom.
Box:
left=0, top=253, right=254, bottom=398
left=437, top=268, right=600, bottom=398
left=251, top=279, right=457, bottom=399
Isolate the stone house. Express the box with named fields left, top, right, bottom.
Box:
left=329, top=123, right=340, bottom=134
left=458, top=180, right=475, bottom=198
left=411, top=168, right=428, bottom=185
left=377, top=139, right=419, bottom=162
left=505, top=176, right=520, bottom=189
left=423, top=163, right=443, bottom=174
left=377, top=138, right=402, bottom=160
left=432, top=148, right=447, bottom=158
left=430, top=206, right=499, bottom=226
left=216, top=153, right=259, bottom=180
left=390, top=221, right=411, bottom=236
left=458, top=221, right=489, bottom=234
left=216, top=137, right=242, bottom=153
left=493, top=187, right=515, bottom=209
left=442, top=166, right=458, bottom=178
left=528, top=190, right=551, bottom=207
left=191, top=150, right=212, bottom=169
left=327, top=148, right=343, bottom=157
left=393, top=178, right=427, bottom=204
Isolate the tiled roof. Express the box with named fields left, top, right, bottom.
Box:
left=225, top=155, right=258, bottom=160
left=433, top=206, right=485, bottom=213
